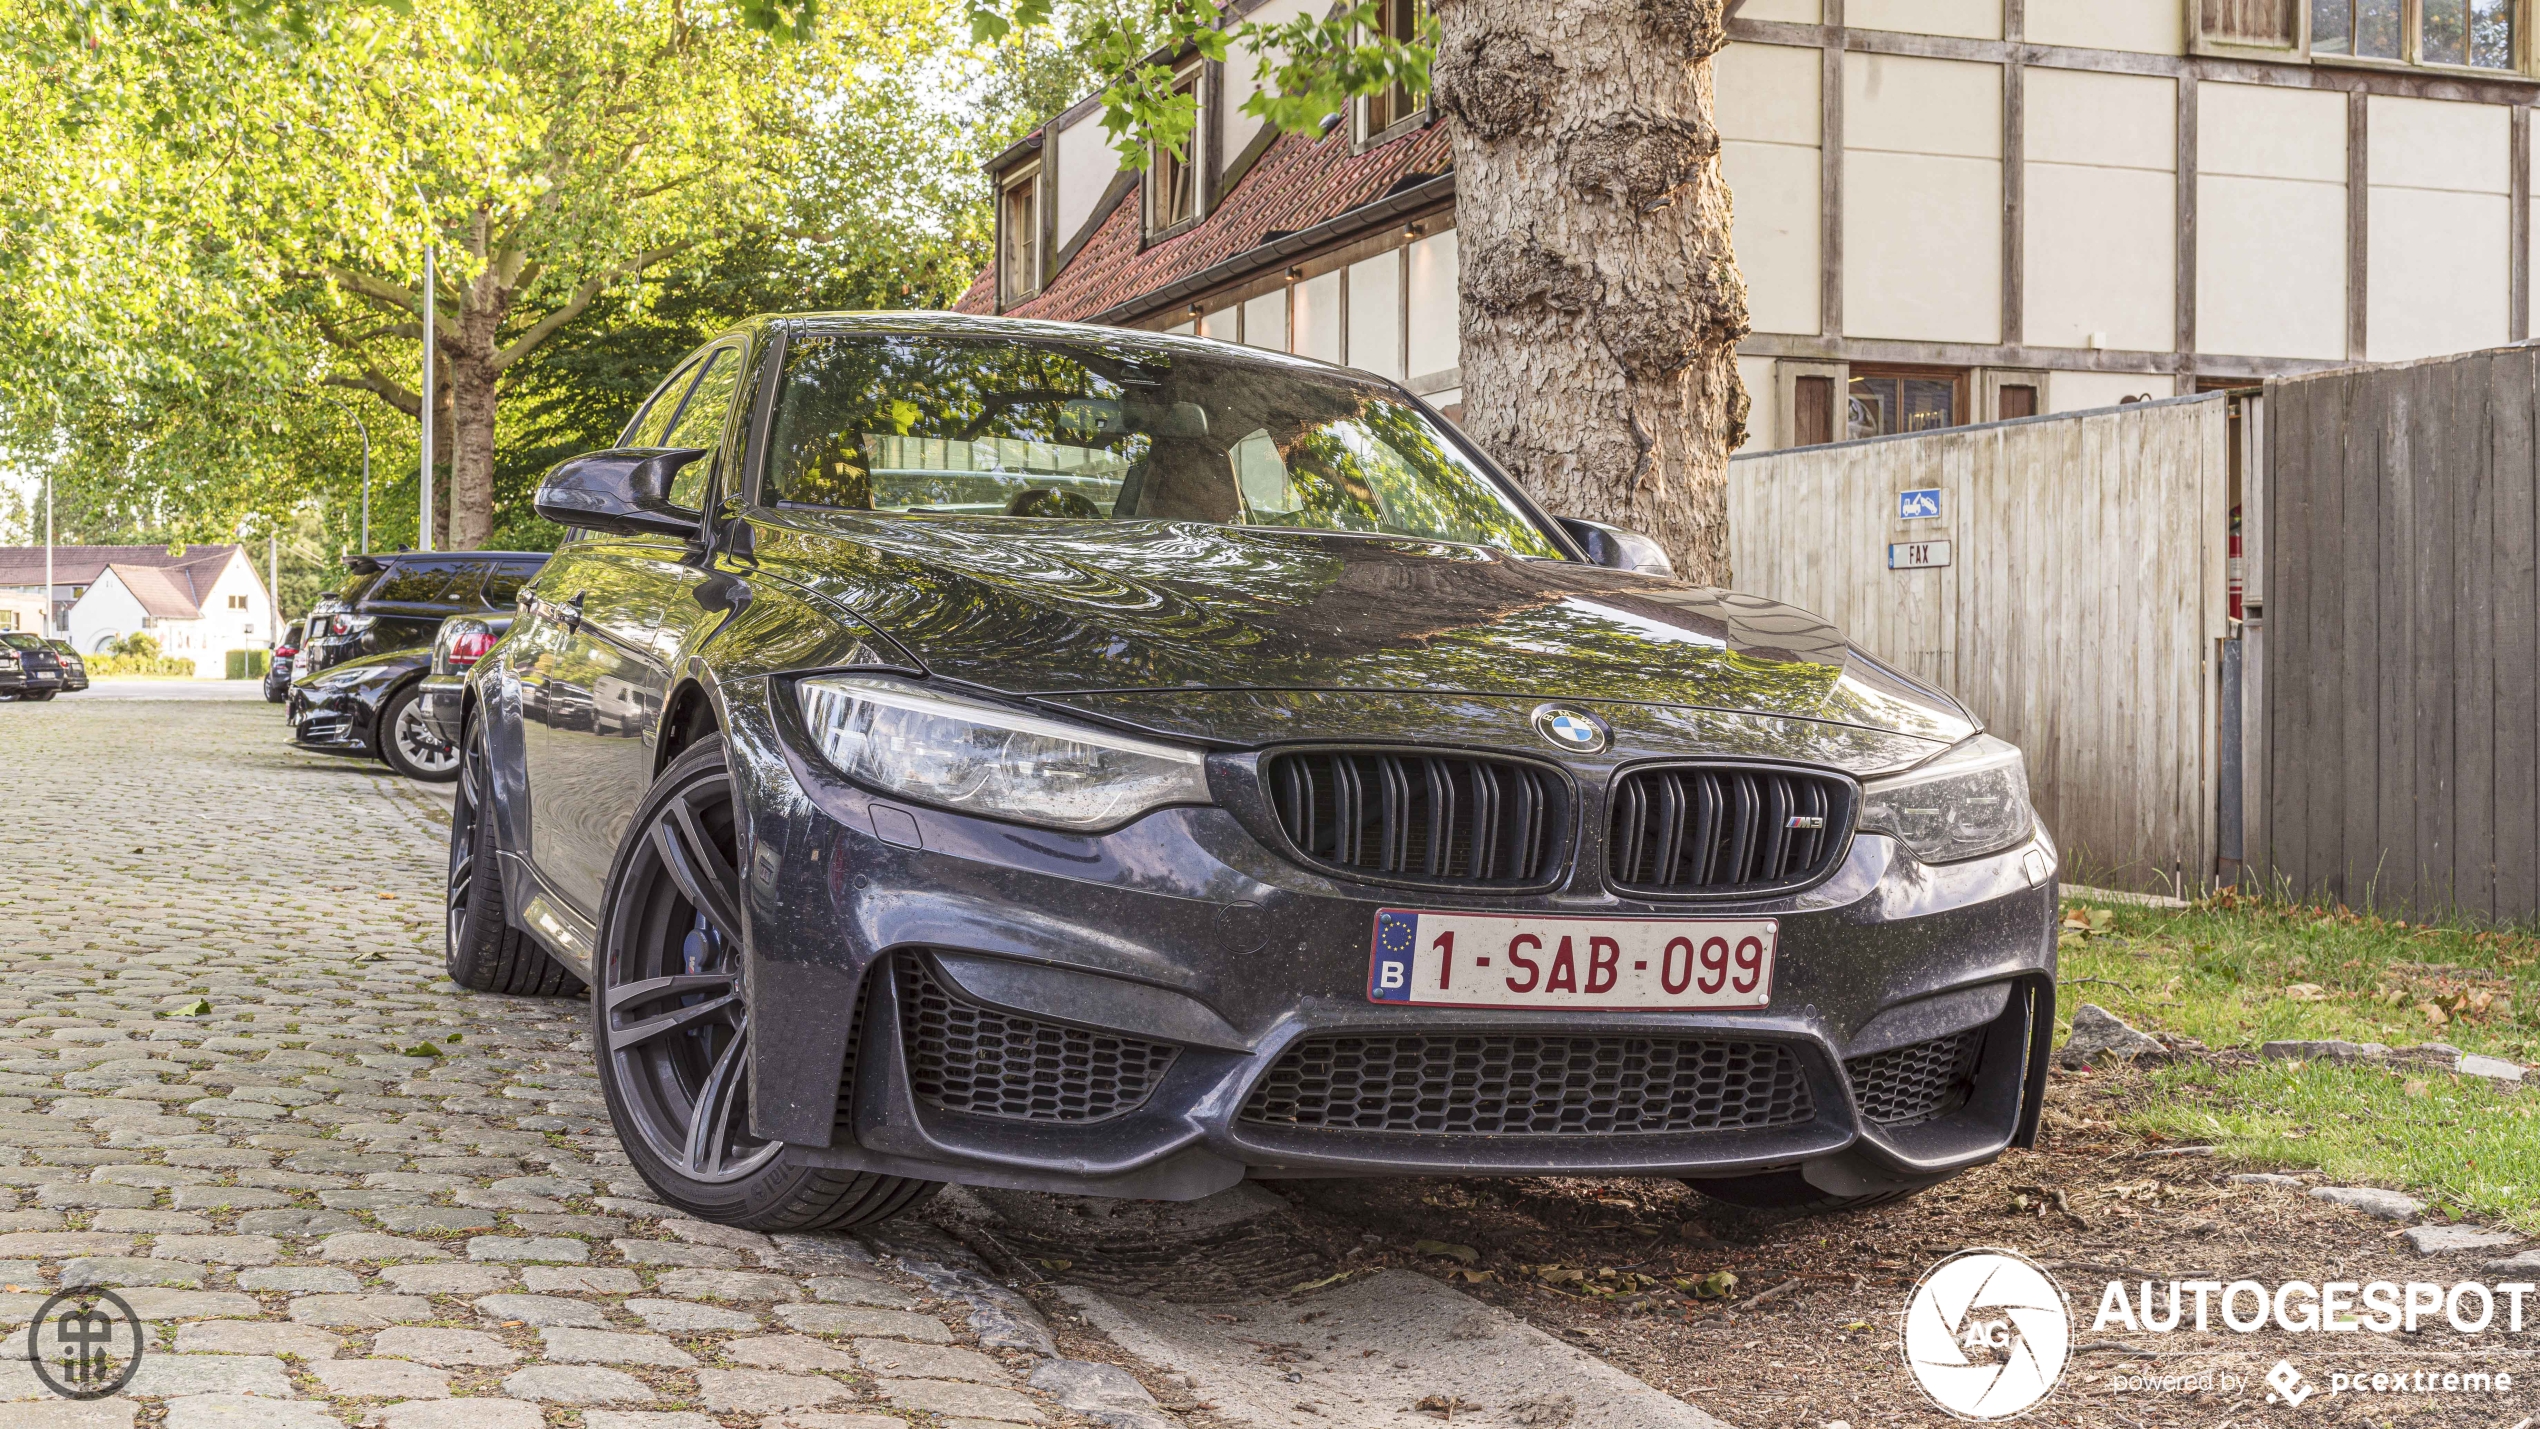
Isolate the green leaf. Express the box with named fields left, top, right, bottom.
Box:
left=400, top=1042, right=444, bottom=1057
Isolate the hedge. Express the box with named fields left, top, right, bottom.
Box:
left=84, top=655, right=198, bottom=678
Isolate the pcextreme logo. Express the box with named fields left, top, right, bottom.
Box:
left=1902, top=1248, right=2073, bottom=1420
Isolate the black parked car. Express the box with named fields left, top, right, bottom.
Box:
left=0, top=633, right=66, bottom=701
left=289, top=554, right=546, bottom=781
left=299, top=552, right=545, bottom=676
left=417, top=612, right=510, bottom=750
left=444, top=313, right=2056, bottom=1236
left=45, top=640, right=88, bottom=693
left=265, top=620, right=304, bottom=702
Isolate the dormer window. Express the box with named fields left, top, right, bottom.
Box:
left=1360, top=0, right=1427, bottom=140
left=1147, top=60, right=1205, bottom=235
left=999, top=163, right=1043, bottom=307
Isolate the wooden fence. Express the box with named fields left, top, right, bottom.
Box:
left=2261, top=347, right=2540, bottom=921
left=1730, top=397, right=2232, bottom=888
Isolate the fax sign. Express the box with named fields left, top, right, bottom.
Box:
left=1890, top=540, right=1953, bottom=570
left=1897, top=488, right=1944, bottom=520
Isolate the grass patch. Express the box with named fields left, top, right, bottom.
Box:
left=2055, top=891, right=2540, bottom=1228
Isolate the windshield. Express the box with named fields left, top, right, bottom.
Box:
left=1, top=634, right=45, bottom=652
left=760, top=331, right=1562, bottom=558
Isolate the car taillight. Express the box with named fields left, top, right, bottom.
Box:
left=276, top=647, right=297, bottom=658
left=448, top=629, right=497, bottom=669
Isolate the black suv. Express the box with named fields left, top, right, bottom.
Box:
left=288, top=551, right=547, bottom=781
left=301, top=553, right=546, bottom=675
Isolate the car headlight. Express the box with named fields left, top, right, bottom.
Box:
left=1858, top=733, right=2036, bottom=864
left=795, top=675, right=1212, bottom=832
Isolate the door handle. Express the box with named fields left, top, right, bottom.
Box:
left=561, top=592, right=585, bottom=634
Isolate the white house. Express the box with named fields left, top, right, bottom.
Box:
left=0, top=545, right=274, bottom=677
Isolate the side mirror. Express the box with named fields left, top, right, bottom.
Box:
left=1559, top=518, right=1676, bottom=578
left=533, top=448, right=709, bottom=538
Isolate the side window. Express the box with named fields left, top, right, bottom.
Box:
left=661, top=346, right=741, bottom=510
left=483, top=564, right=540, bottom=608
left=623, top=360, right=701, bottom=448
left=369, top=561, right=460, bottom=605
left=439, top=562, right=492, bottom=607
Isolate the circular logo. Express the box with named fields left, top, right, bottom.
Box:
left=1530, top=704, right=1610, bottom=754
left=29, top=1288, right=144, bottom=1401
left=1901, top=1249, right=2070, bottom=1420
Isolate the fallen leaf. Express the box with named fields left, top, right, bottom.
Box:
left=1037, top=1259, right=1072, bottom=1272
left=1414, top=1240, right=1478, bottom=1265
left=2403, top=1078, right=2431, bottom=1097
left=378, top=893, right=397, bottom=900
left=155, top=997, right=212, bottom=1020
left=1691, top=1270, right=1739, bottom=1299
left=400, top=1043, right=444, bottom=1058
left=2282, top=983, right=2330, bottom=1002
left=2418, top=1001, right=2450, bottom=1027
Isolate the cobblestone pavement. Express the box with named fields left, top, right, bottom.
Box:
left=0, top=700, right=1168, bottom=1429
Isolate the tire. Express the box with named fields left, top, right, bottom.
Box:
left=17, top=691, right=53, bottom=702
left=592, top=735, right=942, bottom=1232
left=380, top=684, right=462, bottom=782
left=1682, top=1171, right=1926, bottom=1216
left=446, top=717, right=585, bottom=997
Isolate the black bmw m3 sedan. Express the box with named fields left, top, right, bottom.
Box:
left=444, top=312, right=2059, bottom=1233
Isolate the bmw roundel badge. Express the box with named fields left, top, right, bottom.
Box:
left=1530, top=704, right=1610, bottom=755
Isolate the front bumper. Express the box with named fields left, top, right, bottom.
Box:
left=285, top=683, right=379, bottom=756
left=698, top=690, right=2060, bottom=1202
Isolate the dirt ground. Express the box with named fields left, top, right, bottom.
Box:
left=1083, top=1062, right=2540, bottom=1429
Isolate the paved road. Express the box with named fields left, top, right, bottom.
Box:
left=0, top=700, right=1127, bottom=1429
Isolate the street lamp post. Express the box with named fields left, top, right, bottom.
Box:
left=419, top=242, right=435, bottom=553
left=41, top=469, right=52, bottom=641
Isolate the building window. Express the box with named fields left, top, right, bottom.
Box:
left=2313, top=0, right=2513, bottom=66
left=1848, top=367, right=1966, bottom=439
left=2201, top=0, right=2301, bottom=48
left=1363, top=0, right=1427, bottom=137
left=998, top=164, right=1042, bottom=307
left=1147, top=62, right=1205, bottom=234
left=1998, top=384, right=2038, bottom=420
left=227, top=594, right=248, bottom=610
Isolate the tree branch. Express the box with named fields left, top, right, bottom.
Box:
left=322, top=372, right=422, bottom=418
left=324, top=264, right=422, bottom=317
left=490, top=239, right=701, bottom=371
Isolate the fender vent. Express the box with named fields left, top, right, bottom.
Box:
left=899, top=955, right=1176, bottom=1124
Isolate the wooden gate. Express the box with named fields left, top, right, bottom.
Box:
left=2260, top=347, right=2540, bottom=921
left=1729, top=397, right=2232, bottom=889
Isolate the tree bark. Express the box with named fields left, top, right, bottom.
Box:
left=442, top=274, right=512, bottom=552
left=1431, top=0, right=1749, bottom=585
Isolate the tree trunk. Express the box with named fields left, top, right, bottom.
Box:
left=444, top=291, right=509, bottom=552
left=1430, top=0, right=1748, bottom=585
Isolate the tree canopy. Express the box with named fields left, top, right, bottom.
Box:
left=0, top=0, right=1008, bottom=600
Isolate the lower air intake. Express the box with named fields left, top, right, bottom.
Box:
left=1845, top=1028, right=1983, bottom=1126
left=899, top=955, right=1177, bottom=1124
left=1239, top=1033, right=1815, bottom=1135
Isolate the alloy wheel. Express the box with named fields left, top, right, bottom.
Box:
left=600, top=768, right=779, bottom=1184
left=393, top=700, right=460, bottom=777
left=447, top=728, right=488, bottom=954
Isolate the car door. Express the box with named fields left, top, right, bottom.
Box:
left=521, top=341, right=746, bottom=914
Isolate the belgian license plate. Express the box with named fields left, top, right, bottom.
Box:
left=1368, top=910, right=1777, bottom=1011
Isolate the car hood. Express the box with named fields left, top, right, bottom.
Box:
left=752, top=511, right=1976, bottom=743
